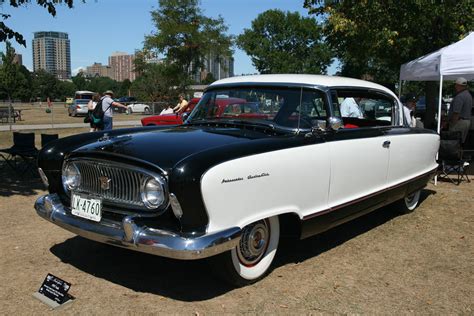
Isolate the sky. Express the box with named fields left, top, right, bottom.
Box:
left=1, top=0, right=337, bottom=76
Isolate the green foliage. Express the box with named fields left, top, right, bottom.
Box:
left=237, top=10, right=332, bottom=74
left=304, top=0, right=474, bottom=82
left=31, top=69, right=58, bottom=100
left=145, top=0, right=233, bottom=91
left=131, top=61, right=181, bottom=102
left=1, top=0, right=77, bottom=46
left=201, top=72, right=216, bottom=85
left=0, top=41, right=30, bottom=101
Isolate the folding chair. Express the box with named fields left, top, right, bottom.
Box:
left=438, top=131, right=471, bottom=185
left=41, top=133, right=59, bottom=148
left=0, top=132, right=39, bottom=176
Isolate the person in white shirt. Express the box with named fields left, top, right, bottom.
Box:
left=402, top=93, right=417, bottom=128
left=340, top=97, right=364, bottom=118
left=160, top=104, right=174, bottom=115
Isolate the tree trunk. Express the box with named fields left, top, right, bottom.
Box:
left=424, top=81, right=438, bottom=130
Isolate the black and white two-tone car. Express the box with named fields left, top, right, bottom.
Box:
left=35, top=75, right=440, bottom=286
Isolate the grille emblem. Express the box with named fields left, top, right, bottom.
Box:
left=99, top=176, right=111, bottom=190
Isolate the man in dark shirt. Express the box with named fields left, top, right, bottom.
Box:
left=448, top=77, right=472, bottom=143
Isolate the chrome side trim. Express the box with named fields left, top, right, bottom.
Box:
left=35, top=194, right=241, bottom=260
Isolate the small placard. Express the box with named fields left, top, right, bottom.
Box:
left=37, top=274, right=72, bottom=305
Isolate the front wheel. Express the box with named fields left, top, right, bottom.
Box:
left=144, top=107, right=150, bottom=114
left=209, top=216, right=279, bottom=286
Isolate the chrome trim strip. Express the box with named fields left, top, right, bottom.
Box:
left=303, top=167, right=437, bottom=220
left=35, top=194, right=241, bottom=260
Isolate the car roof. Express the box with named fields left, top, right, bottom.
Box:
left=209, top=74, right=397, bottom=98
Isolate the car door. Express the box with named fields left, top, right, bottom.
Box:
left=326, top=89, right=395, bottom=220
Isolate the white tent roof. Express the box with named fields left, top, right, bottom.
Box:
left=400, top=32, right=474, bottom=81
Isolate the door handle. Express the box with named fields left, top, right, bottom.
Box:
left=382, top=140, right=391, bottom=148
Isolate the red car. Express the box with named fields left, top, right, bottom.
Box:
left=141, top=97, right=267, bottom=126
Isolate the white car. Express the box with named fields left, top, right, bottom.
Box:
left=126, top=103, right=151, bottom=114
left=35, top=74, right=439, bottom=286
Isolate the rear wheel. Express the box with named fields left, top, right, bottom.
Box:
left=210, top=216, right=279, bottom=287
left=399, top=190, right=421, bottom=214
left=144, top=107, right=150, bottom=114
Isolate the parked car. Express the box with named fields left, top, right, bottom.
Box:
left=126, top=103, right=151, bottom=114
left=35, top=74, right=439, bottom=286
left=141, top=98, right=201, bottom=126
left=117, top=96, right=137, bottom=103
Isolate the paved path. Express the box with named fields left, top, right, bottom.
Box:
left=0, top=120, right=142, bottom=131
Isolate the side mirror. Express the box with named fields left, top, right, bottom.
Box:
left=327, top=117, right=343, bottom=131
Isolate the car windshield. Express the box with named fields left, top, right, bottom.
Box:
left=187, top=86, right=327, bottom=130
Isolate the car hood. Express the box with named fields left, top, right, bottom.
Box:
left=72, top=126, right=267, bottom=171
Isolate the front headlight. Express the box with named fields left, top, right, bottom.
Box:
left=141, top=176, right=166, bottom=209
left=62, top=163, right=81, bottom=191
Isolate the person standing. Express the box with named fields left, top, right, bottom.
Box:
left=87, top=93, right=101, bottom=132
left=173, top=94, right=189, bottom=114
left=101, top=90, right=127, bottom=131
left=402, top=93, right=417, bottom=127
left=448, top=77, right=472, bottom=144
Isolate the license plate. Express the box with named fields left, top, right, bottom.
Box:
left=71, top=193, right=102, bottom=222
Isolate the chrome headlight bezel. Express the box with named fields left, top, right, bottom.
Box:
left=141, top=175, right=167, bottom=209
left=62, top=162, right=81, bottom=192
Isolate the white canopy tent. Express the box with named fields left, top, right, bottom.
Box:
left=399, top=32, right=474, bottom=133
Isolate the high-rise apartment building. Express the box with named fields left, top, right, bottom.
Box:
left=190, top=52, right=234, bottom=83
left=32, top=31, right=71, bottom=79
left=108, top=52, right=136, bottom=82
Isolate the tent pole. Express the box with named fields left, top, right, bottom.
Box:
left=434, top=75, right=444, bottom=186
left=437, top=75, right=443, bottom=134
left=398, top=80, right=402, bottom=98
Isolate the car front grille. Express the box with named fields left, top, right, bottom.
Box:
left=70, top=159, right=160, bottom=211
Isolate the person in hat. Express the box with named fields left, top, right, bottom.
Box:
left=448, top=77, right=472, bottom=143
left=101, top=90, right=127, bottom=130
left=402, top=93, right=418, bottom=127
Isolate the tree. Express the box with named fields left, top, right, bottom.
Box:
left=1, top=0, right=77, bottom=46
left=31, top=69, right=57, bottom=101
left=237, top=10, right=332, bottom=74
left=0, top=41, right=25, bottom=101
left=145, top=0, right=233, bottom=91
left=304, top=0, right=474, bottom=82
left=304, top=0, right=474, bottom=128
left=131, top=61, right=181, bottom=102
left=71, top=72, right=87, bottom=91
left=201, top=72, right=216, bottom=85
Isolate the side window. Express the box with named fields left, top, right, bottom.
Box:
left=332, top=89, right=398, bottom=128
left=296, top=89, right=328, bottom=121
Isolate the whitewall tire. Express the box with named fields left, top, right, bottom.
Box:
left=210, top=216, right=280, bottom=286
left=400, top=190, right=421, bottom=213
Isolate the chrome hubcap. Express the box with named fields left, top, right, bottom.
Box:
left=237, top=220, right=270, bottom=266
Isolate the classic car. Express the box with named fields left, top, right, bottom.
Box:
left=140, top=98, right=201, bottom=126
left=35, top=74, right=440, bottom=286
left=140, top=97, right=265, bottom=126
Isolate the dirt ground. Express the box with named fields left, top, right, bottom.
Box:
left=1, top=103, right=148, bottom=125
left=0, top=164, right=473, bottom=314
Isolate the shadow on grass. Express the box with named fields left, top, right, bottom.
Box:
left=49, top=189, right=436, bottom=301
left=0, top=162, right=43, bottom=197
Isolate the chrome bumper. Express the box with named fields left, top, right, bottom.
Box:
left=35, top=194, right=241, bottom=260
